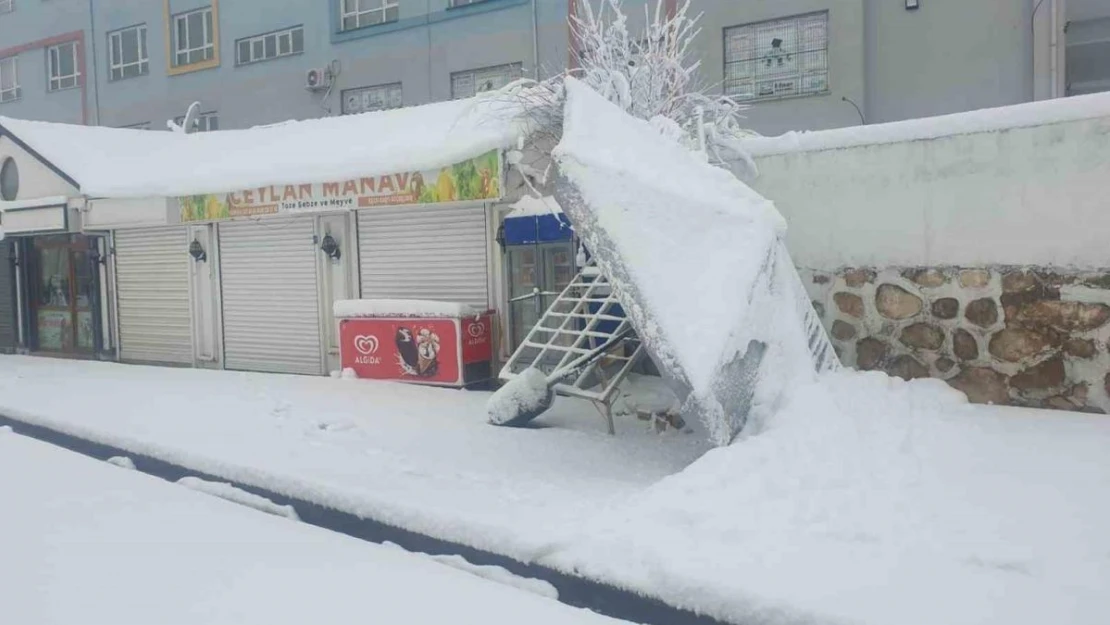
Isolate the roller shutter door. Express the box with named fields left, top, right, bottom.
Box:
left=0, top=240, right=15, bottom=352
left=219, top=217, right=322, bottom=375
left=114, top=227, right=193, bottom=364
left=358, top=204, right=489, bottom=308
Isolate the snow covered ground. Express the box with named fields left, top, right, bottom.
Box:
left=0, top=356, right=709, bottom=560
left=1, top=355, right=1108, bottom=625
left=0, top=428, right=623, bottom=625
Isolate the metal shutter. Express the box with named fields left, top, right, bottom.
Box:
left=358, top=204, right=489, bottom=308
left=114, top=227, right=193, bottom=364
left=219, top=217, right=322, bottom=375
left=0, top=240, right=15, bottom=352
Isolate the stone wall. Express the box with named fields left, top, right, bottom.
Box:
left=804, top=267, right=1110, bottom=413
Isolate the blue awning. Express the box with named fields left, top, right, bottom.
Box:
left=502, top=213, right=573, bottom=245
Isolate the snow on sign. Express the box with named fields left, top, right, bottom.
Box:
left=178, top=150, right=501, bottom=222
left=550, top=78, right=838, bottom=445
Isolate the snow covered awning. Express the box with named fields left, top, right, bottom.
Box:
left=502, top=196, right=571, bottom=245
left=551, top=78, right=837, bottom=445
left=0, top=93, right=529, bottom=200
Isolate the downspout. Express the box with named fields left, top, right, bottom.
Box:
left=531, top=0, right=539, bottom=80
left=87, top=0, right=101, bottom=124
left=1032, top=0, right=1048, bottom=100
left=1049, top=0, right=1059, bottom=97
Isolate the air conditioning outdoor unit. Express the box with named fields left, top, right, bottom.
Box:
left=305, top=67, right=332, bottom=91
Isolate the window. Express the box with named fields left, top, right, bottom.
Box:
left=0, top=0, right=12, bottom=15
left=237, top=26, right=304, bottom=65
left=108, top=25, right=148, bottom=81
left=340, top=0, right=399, bottom=31
left=118, top=121, right=152, bottom=130
left=449, top=0, right=487, bottom=6
left=173, top=6, right=214, bottom=67
left=341, top=83, right=402, bottom=114
left=47, top=42, right=80, bottom=91
left=451, top=63, right=522, bottom=99
left=174, top=111, right=219, bottom=133
left=724, top=12, right=829, bottom=102
left=0, top=56, right=18, bottom=102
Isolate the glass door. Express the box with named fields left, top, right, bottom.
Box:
left=30, top=235, right=96, bottom=354
left=506, top=241, right=576, bottom=351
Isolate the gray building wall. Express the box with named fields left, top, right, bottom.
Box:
left=0, top=0, right=1100, bottom=137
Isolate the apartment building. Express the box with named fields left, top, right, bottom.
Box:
left=0, top=0, right=1105, bottom=135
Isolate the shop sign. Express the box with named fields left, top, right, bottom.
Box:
left=179, top=150, right=501, bottom=223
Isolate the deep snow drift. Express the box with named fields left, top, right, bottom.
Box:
left=548, top=371, right=1110, bottom=625
left=0, top=429, right=625, bottom=625
left=0, top=356, right=1107, bottom=625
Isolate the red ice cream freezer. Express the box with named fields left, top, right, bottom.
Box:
left=336, top=300, right=495, bottom=388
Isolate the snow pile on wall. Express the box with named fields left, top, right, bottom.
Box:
left=0, top=92, right=529, bottom=198
left=552, top=78, right=836, bottom=445
left=741, top=90, right=1110, bottom=157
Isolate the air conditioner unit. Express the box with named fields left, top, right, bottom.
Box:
left=305, top=67, right=332, bottom=91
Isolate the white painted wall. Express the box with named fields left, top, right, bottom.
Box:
left=0, top=136, right=79, bottom=201
left=745, top=105, right=1110, bottom=270
left=85, top=197, right=175, bottom=229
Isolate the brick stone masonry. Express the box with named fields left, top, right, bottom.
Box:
left=802, top=267, right=1110, bottom=413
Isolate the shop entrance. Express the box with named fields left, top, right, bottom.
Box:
left=27, top=234, right=101, bottom=354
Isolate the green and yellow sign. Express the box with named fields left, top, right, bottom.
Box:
left=179, top=150, right=501, bottom=223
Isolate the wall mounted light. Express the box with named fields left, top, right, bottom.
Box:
left=320, top=233, right=341, bottom=260
left=189, top=239, right=207, bottom=262
left=906, top=0, right=920, bottom=10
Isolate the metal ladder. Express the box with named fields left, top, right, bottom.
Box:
left=499, top=262, right=645, bottom=434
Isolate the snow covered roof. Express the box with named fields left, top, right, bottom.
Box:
left=0, top=94, right=527, bottom=199
left=740, top=91, right=1110, bottom=157
left=552, top=78, right=799, bottom=444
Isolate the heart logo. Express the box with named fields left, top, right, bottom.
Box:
left=467, top=322, right=486, bottom=338
left=354, top=334, right=379, bottom=355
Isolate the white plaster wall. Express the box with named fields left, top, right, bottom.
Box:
left=85, top=197, right=175, bottom=229
left=0, top=136, right=79, bottom=202
left=748, top=114, right=1110, bottom=270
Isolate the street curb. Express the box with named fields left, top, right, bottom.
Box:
left=0, top=414, right=735, bottom=625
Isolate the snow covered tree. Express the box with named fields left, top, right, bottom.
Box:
left=500, top=0, right=757, bottom=187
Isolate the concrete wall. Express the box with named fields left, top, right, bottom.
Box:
left=864, top=0, right=1031, bottom=124
left=746, top=110, right=1110, bottom=270
left=744, top=97, right=1110, bottom=413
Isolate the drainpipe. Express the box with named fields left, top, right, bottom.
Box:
left=87, top=0, right=101, bottom=124
left=531, top=0, right=540, bottom=79
left=1050, top=0, right=1060, bottom=97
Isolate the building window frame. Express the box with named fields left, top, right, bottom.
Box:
left=723, top=11, right=830, bottom=103
left=339, top=0, right=400, bottom=32
left=108, top=24, right=149, bottom=81
left=236, top=25, right=305, bottom=66
left=172, top=6, right=215, bottom=67
left=174, top=110, right=219, bottom=133
left=0, top=56, right=19, bottom=103
left=341, top=82, right=403, bottom=114
left=46, top=41, right=81, bottom=92
left=450, top=62, right=522, bottom=100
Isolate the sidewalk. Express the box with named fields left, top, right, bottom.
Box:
left=2, top=356, right=1108, bottom=625
left=0, top=428, right=626, bottom=625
